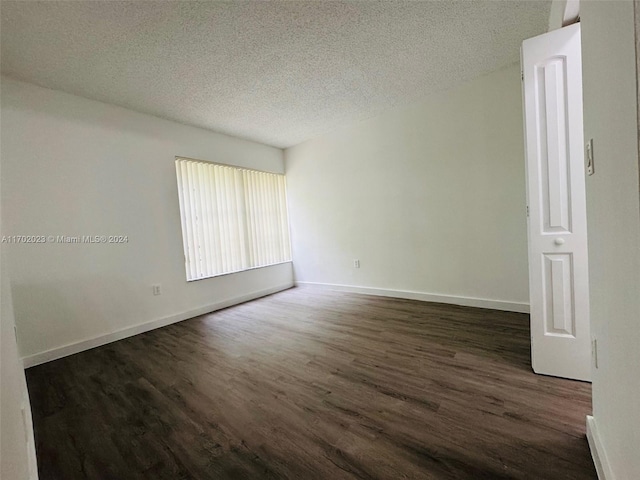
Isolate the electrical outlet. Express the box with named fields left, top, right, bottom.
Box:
left=592, top=337, right=598, bottom=368
left=152, top=284, right=162, bottom=296
left=353, top=259, right=360, bottom=268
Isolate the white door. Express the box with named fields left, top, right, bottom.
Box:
left=522, top=23, right=591, bottom=382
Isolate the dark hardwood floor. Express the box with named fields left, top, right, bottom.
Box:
left=26, top=287, right=596, bottom=479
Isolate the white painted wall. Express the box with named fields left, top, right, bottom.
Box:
left=1, top=76, right=293, bottom=364
left=285, top=64, right=529, bottom=310
left=581, top=1, right=640, bottom=478
left=1, top=247, right=38, bottom=479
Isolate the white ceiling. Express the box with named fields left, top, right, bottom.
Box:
left=1, top=1, right=550, bottom=148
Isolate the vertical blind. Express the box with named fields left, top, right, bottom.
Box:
left=175, top=158, right=291, bottom=281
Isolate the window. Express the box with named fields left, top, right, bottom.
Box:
left=175, top=157, right=291, bottom=281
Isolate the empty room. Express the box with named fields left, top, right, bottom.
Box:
left=1, top=1, right=639, bottom=479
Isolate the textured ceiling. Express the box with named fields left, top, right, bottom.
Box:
left=1, top=1, right=550, bottom=148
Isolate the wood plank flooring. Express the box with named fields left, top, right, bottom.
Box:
left=26, top=287, right=596, bottom=479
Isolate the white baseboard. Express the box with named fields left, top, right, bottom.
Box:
left=587, top=415, right=615, bottom=480
left=22, top=282, right=294, bottom=368
left=295, top=281, right=530, bottom=313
